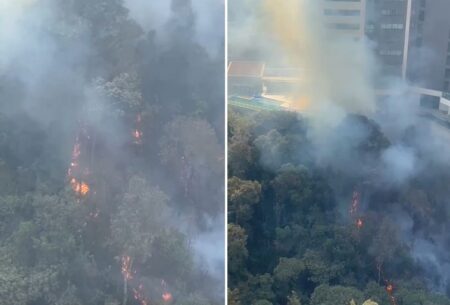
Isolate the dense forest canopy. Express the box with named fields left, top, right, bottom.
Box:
left=0, top=0, right=224, bottom=304
left=228, top=108, right=450, bottom=305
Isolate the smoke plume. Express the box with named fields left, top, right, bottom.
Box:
left=229, top=0, right=450, bottom=296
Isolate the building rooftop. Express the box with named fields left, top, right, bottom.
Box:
left=228, top=61, right=265, bottom=78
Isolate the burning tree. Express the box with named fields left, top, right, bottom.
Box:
left=349, top=190, right=364, bottom=230
left=132, top=113, right=144, bottom=145
left=67, top=125, right=93, bottom=199
left=111, top=176, right=173, bottom=304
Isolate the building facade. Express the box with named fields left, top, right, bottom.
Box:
left=320, top=0, right=367, bottom=39
left=407, top=0, right=450, bottom=92
left=320, top=0, right=450, bottom=93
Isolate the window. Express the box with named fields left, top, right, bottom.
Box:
left=324, top=9, right=360, bottom=16
left=444, top=81, right=449, bottom=91
left=445, top=68, right=450, bottom=78
left=365, top=24, right=375, bottom=34
left=328, top=23, right=360, bottom=30
left=419, top=10, right=425, bottom=21
left=415, top=37, right=422, bottom=47
left=446, top=56, right=450, bottom=65
left=381, top=23, right=404, bottom=30
left=379, top=50, right=402, bottom=56
left=381, top=9, right=399, bottom=16
left=417, top=22, right=423, bottom=32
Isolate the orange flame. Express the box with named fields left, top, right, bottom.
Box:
left=386, top=283, right=393, bottom=295
left=162, top=292, right=173, bottom=302
left=385, top=283, right=398, bottom=305
left=67, top=131, right=91, bottom=198
left=161, top=279, right=172, bottom=303
left=356, top=218, right=363, bottom=229
left=70, top=178, right=90, bottom=197
left=80, top=182, right=90, bottom=196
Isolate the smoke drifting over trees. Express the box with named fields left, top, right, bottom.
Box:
left=229, top=0, right=450, bottom=304
left=0, top=0, right=224, bottom=304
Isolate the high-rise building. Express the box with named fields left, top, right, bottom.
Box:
left=365, top=0, right=411, bottom=80
left=407, top=0, right=450, bottom=92
left=319, top=0, right=410, bottom=83
left=321, top=0, right=450, bottom=93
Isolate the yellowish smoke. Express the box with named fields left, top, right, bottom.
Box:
left=263, top=0, right=376, bottom=130
left=263, top=0, right=310, bottom=67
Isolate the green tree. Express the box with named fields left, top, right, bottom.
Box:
left=248, top=274, right=275, bottom=302
left=228, top=177, right=261, bottom=225
left=287, top=291, right=302, bottom=305
left=160, top=116, right=223, bottom=217
left=253, top=300, right=272, bottom=305
left=310, top=285, right=364, bottom=305
left=274, top=257, right=305, bottom=283
left=228, top=288, right=241, bottom=305
left=228, top=132, right=256, bottom=178
left=93, top=72, right=143, bottom=117
left=228, top=224, right=249, bottom=283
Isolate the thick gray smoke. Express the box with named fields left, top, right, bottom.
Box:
left=0, top=0, right=224, bottom=303
left=192, top=215, right=225, bottom=294
left=123, top=0, right=224, bottom=56
left=380, top=145, right=417, bottom=185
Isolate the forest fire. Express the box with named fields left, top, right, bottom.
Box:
left=80, top=181, right=90, bottom=195
left=350, top=189, right=399, bottom=304
left=67, top=128, right=92, bottom=198
left=133, top=129, right=143, bottom=143
left=73, top=142, right=80, bottom=158
left=121, top=255, right=134, bottom=281
left=70, top=178, right=90, bottom=197
left=133, top=284, right=150, bottom=305
left=349, top=190, right=363, bottom=230
left=162, top=292, right=173, bottom=302
left=356, top=218, right=363, bottom=229
left=67, top=138, right=80, bottom=178
left=133, top=113, right=143, bottom=145
left=350, top=191, right=360, bottom=216
left=385, top=283, right=398, bottom=305
left=161, top=280, right=173, bottom=303
left=386, top=283, right=393, bottom=294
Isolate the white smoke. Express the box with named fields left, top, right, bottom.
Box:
left=381, top=145, right=417, bottom=185
left=123, top=0, right=224, bottom=56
